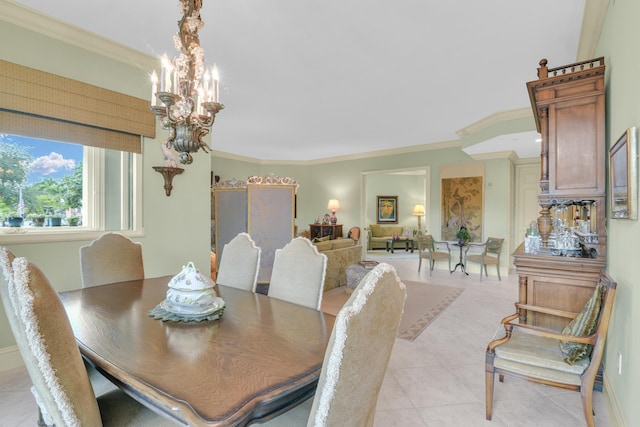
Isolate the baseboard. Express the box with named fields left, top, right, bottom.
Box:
left=0, top=345, right=24, bottom=372
left=603, top=371, right=625, bottom=427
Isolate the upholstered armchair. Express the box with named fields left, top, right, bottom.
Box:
left=417, top=235, right=451, bottom=275
left=464, top=237, right=504, bottom=280
left=486, top=272, right=616, bottom=427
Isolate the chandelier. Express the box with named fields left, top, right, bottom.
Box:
left=150, top=0, right=224, bottom=165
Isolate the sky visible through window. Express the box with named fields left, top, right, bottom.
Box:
left=12, top=135, right=82, bottom=184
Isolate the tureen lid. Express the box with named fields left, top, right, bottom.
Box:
left=168, top=261, right=215, bottom=291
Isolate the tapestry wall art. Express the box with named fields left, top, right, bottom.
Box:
left=441, top=176, right=483, bottom=242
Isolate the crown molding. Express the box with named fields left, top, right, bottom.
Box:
left=455, top=108, right=532, bottom=139
left=213, top=139, right=461, bottom=166
left=577, top=0, right=610, bottom=60
left=0, top=0, right=157, bottom=72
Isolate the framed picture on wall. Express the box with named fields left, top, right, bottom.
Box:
left=609, top=127, right=638, bottom=220
left=377, top=195, right=398, bottom=224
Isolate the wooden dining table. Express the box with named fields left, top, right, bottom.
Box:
left=59, top=276, right=336, bottom=426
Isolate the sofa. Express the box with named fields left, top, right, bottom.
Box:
left=313, top=238, right=363, bottom=291
left=366, top=224, right=416, bottom=250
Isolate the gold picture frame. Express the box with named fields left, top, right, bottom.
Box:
left=609, top=127, right=638, bottom=220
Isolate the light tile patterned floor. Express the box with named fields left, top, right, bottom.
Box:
left=0, top=255, right=611, bottom=426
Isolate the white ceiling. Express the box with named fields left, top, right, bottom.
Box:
left=11, top=0, right=590, bottom=161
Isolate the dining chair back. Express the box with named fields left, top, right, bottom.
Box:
left=8, top=255, right=176, bottom=426
left=416, top=234, right=451, bottom=275
left=80, top=232, right=144, bottom=287
left=257, top=262, right=406, bottom=426
left=464, top=237, right=504, bottom=281
left=2, top=248, right=118, bottom=415
left=268, top=237, right=327, bottom=310
left=216, top=232, right=261, bottom=291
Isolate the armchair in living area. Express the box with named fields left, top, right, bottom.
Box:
left=485, top=272, right=616, bottom=427
left=464, top=237, right=504, bottom=281
left=417, top=235, right=451, bottom=275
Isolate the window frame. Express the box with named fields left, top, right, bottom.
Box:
left=0, top=141, right=143, bottom=245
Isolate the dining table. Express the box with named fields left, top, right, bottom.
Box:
left=59, top=276, right=336, bottom=426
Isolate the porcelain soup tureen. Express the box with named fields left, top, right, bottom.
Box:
left=161, top=262, right=225, bottom=317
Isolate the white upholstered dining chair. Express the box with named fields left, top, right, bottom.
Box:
left=268, top=237, right=327, bottom=310
left=1, top=247, right=118, bottom=419
left=80, top=232, right=145, bottom=287
left=216, top=232, right=261, bottom=291
left=255, top=262, right=406, bottom=426
left=5, top=254, right=177, bottom=426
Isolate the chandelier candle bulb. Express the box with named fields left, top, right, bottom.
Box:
left=160, top=53, right=171, bottom=92
left=151, top=71, right=158, bottom=106
left=203, top=69, right=210, bottom=101
left=173, top=64, right=179, bottom=95
left=212, top=65, right=220, bottom=103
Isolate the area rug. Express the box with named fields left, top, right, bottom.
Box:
left=397, top=281, right=464, bottom=341
left=321, top=280, right=464, bottom=342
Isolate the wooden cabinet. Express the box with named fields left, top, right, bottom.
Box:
left=309, top=224, right=342, bottom=240
left=527, top=57, right=606, bottom=257
left=514, top=58, right=607, bottom=328
left=513, top=244, right=605, bottom=329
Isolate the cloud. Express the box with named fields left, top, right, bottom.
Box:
left=30, top=152, right=75, bottom=175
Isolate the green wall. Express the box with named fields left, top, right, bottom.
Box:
left=596, top=0, right=640, bottom=425
left=212, top=148, right=514, bottom=277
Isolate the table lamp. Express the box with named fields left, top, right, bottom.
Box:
left=327, top=199, right=340, bottom=224
left=412, top=204, right=425, bottom=233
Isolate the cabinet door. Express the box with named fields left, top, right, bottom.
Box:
left=321, top=226, right=334, bottom=238
left=548, top=86, right=605, bottom=197
left=526, top=274, right=598, bottom=329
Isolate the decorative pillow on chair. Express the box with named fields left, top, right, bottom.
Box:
left=559, top=282, right=603, bottom=365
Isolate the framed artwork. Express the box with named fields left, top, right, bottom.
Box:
left=441, top=176, right=483, bottom=241
left=609, top=127, right=638, bottom=220
left=377, top=196, right=398, bottom=224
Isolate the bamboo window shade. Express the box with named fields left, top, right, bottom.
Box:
left=0, top=60, right=156, bottom=154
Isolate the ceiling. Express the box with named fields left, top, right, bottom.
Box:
left=11, top=0, right=596, bottom=161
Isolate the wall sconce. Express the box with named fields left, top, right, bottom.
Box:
left=153, top=166, right=184, bottom=196
left=327, top=199, right=340, bottom=224
left=412, top=204, right=425, bottom=232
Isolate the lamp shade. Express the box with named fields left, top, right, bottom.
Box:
left=412, top=204, right=425, bottom=216
left=327, top=199, right=340, bottom=211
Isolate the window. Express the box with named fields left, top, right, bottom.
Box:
left=0, top=59, right=153, bottom=243
left=0, top=134, right=142, bottom=243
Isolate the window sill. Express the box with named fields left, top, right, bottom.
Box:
left=0, top=228, right=143, bottom=245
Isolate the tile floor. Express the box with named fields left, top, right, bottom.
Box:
left=0, top=255, right=611, bottom=426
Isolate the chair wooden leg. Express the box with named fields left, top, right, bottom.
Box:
left=485, top=365, right=495, bottom=420
left=496, top=264, right=501, bottom=281
left=430, top=259, right=434, bottom=276
left=581, top=385, right=596, bottom=427
left=418, top=257, right=422, bottom=272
